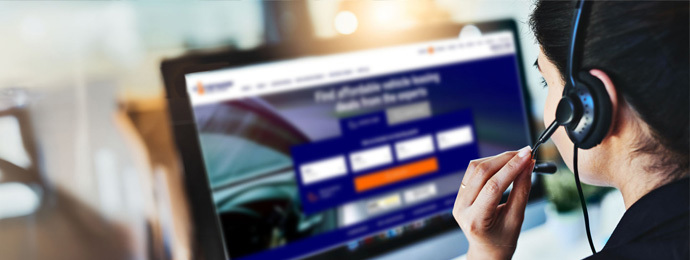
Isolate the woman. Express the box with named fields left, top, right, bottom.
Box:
left=452, top=1, right=689, bottom=259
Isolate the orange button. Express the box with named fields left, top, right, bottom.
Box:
left=354, top=157, right=439, bottom=192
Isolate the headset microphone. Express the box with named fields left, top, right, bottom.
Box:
left=531, top=97, right=588, bottom=173
left=531, top=120, right=558, bottom=175
left=532, top=161, right=557, bottom=174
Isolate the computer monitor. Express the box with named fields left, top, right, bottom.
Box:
left=162, top=19, right=541, bottom=260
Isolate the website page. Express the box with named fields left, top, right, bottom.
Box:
left=186, top=31, right=530, bottom=260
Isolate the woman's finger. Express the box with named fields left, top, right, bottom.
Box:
left=457, top=156, right=492, bottom=195
left=505, top=160, right=534, bottom=226
left=453, top=156, right=493, bottom=222
left=471, top=146, right=532, bottom=220
left=457, top=151, right=516, bottom=208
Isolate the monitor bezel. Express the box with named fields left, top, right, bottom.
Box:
left=161, top=19, right=543, bottom=260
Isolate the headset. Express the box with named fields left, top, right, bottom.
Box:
left=531, top=0, right=613, bottom=255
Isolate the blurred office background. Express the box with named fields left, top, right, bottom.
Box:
left=0, top=1, right=623, bottom=259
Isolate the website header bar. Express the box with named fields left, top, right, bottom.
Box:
left=186, top=31, right=515, bottom=105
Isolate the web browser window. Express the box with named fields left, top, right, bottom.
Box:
left=185, top=30, right=530, bottom=260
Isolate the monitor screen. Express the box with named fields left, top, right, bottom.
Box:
left=183, top=27, right=531, bottom=260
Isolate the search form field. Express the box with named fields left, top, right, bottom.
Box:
left=350, top=145, right=393, bottom=173
left=436, top=125, right=474, bottom=151
left=394, top=135, right=434, bottom=161
left=300, top=156, right=348, bottom=185
left=403, top=183, right=438, bottom=204
left=366, top=193, right=403, bottom=215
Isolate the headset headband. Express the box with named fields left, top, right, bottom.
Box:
left=566, top=0, right=586, bottom=89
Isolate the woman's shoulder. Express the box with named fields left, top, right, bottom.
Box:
left=586, top=177, right=689, bottom=260
left=586, top=236, right=689, bottom=260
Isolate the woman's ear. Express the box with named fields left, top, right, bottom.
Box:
left=589, top=69, right=620, bottom=135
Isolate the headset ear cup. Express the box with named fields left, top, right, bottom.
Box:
left=576, top=71, right=613, bottom=149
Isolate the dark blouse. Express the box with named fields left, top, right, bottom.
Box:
left=586, top=177, right=689, bottom=259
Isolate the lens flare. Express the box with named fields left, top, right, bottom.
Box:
left=334, top=11, right=358, bottom=35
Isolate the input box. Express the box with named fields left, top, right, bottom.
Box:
left=394, top=135, right=434, bottom=161
left=366, top=193, right=403, bottom=215
left=300, top=156, right=348, bottom=185
left=403, top=183, right=437, bottom=204
left=436, top=125, right=474, bottom=150
left=349, top=145, right=393, bottom=173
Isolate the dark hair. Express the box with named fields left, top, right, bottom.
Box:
left=530, top=1, right=689, bottom=178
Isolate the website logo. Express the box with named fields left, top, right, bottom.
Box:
left=196, top=81, right=205, bottom=95
left=193, top=80, right=233, bottom=96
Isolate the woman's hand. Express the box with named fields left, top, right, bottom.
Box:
left=452, top=146, right=535, bottom=260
